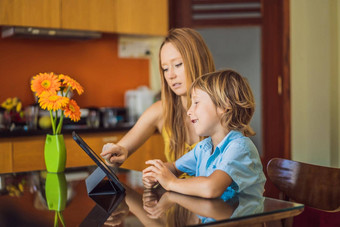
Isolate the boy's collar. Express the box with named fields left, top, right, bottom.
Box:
left=215, top=130, right=243, bottom=151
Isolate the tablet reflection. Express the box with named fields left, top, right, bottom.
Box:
left=80, top=192, right=126, bottom=227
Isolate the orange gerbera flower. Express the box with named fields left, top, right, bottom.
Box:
left=31, top=71, right=84, bottom=134
left=39, top=91, right=69, bottom=111
left=63, top=99, right=81, bottom=122
left=59, top=74, right=84, bottom=95
left=31, top=72, right=60, bottom=96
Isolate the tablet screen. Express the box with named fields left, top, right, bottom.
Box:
left=72, top=131, right=125, bottom=192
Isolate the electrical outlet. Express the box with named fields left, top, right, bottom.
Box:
left=118, top=36, right=151, bottom=58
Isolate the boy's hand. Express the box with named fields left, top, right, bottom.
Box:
left=143, top=190, right=173, bottom=219
left=101, top=143, right=128, bottom=167
left=142, top=173, right=158, bottom=189
left=143, top=159, right=177, bottom=191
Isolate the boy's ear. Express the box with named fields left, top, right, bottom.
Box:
left=217, top=106, right=226, bottom=115
left=224, top=102, right=232, bottom=112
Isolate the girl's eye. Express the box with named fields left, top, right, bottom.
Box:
left=194, top=101, right=199, bottom=105
left=162, top=68, right=168, bottom=72
left=175, top=63, right=182, bottom=68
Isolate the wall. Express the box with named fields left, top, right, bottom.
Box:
left=291, top=0, right=340, bottom=167
left=0, top=34, right=150, bottom=108
left=197, top=27, right=262, bottom=154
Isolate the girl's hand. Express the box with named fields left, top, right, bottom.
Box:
left=101, top=143, right=128, bottom=167
left=143, top=160, right=177, bottom=191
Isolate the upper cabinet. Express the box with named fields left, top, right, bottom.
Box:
left=61, top=0, right=116, bottom=33
left=0, top=0, right=60, bottom=28
left=116, top=0, right=168, bottom=36
left=0, top=0, right=168, bottom=36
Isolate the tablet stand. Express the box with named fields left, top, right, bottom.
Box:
left=86, top=167, right=121, bottom=195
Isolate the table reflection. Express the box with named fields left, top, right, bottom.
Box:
left=45, top=173, right=67, bottom=226
left=140, top=187, right=264, bottom=226
left=0, top=167, right=302, bottom=227
left=81, top=193, right=127, bottom=227
left=83, top=177, right=265, bottom=226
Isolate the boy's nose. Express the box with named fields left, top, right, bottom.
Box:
left=187, top=107, right=192, bottom=116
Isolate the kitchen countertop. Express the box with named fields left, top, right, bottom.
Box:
left=0, top=123, right=133, bottom=138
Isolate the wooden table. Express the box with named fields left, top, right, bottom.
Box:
left=0, top=166, right=304, bottom=226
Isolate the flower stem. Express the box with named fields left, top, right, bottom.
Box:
left=65, top=86, right=71, bottom=97
left=50, top=110, right=56, bottom=134
left=58, top=211, right=66, bottom=227
left=56, top=110, right=64, bottom=135
left=54, top=211, right=58, bottom=227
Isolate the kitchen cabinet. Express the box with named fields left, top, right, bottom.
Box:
left=0, top=0, right=60, bottom=28
left=121, top=132, right=165, bottom=171
left=116, top=0, right=168, bottom=36
left=61, top=0, right=116, bottom=32
left=0, top=0, right=168, bottom=36
left=0, top=131, right=165, bottom=173
left=0, top=142, right=12, bottom=173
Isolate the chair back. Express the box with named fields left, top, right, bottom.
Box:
left=267, top=158, right=340, bottom=212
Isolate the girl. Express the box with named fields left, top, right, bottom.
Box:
left=142, top=69, right=266, bottom=199
left=101, top=28, right=215, bottom=166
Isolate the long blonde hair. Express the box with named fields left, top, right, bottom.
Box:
left=159, top=28, right=215, bottom=160
left=190, top=69, right=255, bottom=137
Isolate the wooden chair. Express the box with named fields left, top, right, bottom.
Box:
left=266, top=158, right=340, bottom=227
left=267, top=158, right=340, bottom=212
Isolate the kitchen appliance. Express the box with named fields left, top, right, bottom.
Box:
left=1, top=26, right=101, bottom=40
left=101, top=108, right=118, bottom=128
left=125, top=86, right=154, bottom=123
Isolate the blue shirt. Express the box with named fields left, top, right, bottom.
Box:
left=175, top=130, right=266, bottom=199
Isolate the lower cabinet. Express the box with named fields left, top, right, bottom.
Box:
left=121, top=133, right=166, bottom=171
left=0, top=142, right=12, bottom=173
left=0, top=131, right=165, bottom=173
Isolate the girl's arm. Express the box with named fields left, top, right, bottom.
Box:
left=101, top=101, right=163, bottom=166
left=143, top=159, right=232, bottom=198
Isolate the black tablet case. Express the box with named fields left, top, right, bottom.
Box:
left=72, top=131, right=125, bottom=194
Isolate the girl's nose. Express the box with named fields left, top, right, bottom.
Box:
left=167, top=67, right=176, bottom=79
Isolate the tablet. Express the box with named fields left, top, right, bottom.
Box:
left=72, top=131, right=125, bottom=192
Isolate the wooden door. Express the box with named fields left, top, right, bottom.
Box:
left=169, top=0, right=290, bottom=198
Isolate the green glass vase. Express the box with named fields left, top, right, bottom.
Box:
left=44, top=134, right=66, bottom=173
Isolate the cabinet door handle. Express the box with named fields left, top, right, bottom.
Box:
left=102, top=136, right=119, bottom=143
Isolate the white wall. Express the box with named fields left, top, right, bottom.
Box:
left=291, top=0, right=340, bottom=167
